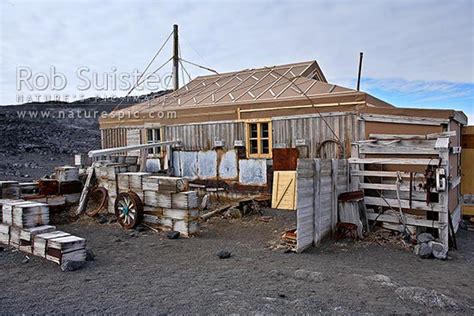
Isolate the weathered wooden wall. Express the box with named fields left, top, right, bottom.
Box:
left=296, top=159, right=349, bottom=252
left=163, top=122, right=245, bottom=151
left=273, top=113, right=360, bottom=158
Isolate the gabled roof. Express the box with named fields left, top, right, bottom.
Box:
left=111, top=60, right=358, bottom=114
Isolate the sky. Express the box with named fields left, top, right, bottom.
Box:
left=0, top=0, right=473, bottom=122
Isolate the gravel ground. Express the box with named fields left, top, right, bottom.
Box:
left=1, top=210, right=473, bottom=314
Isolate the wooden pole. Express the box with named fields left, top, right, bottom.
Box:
left=172, top=24, right=179, bottom=91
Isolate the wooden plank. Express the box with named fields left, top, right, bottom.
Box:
left=359, top=113, right=449, bottom=126
left=358, top=142, right=438, bottom=155
left=351, top=170, right=425, bottom=178
left=364, top=196, right=444, bottom=212
left=368, top=131, right=456, bottom=140
left=349, top=158, right=441, bottom=165
left=366, top=212, right=440, bottom=228
left=272, top=171, right=297, bottom=210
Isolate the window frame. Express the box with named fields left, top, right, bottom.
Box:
left=245, top=120, right=272, bottom=158
left=145, top=127, right=163, bottom=158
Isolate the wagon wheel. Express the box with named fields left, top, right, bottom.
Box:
left=115, top=192, right=143, bottom=229
left=85, top=187, right=108, bottom=217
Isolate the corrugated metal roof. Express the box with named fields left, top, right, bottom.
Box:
left=112, top=60, right=356, bottom=114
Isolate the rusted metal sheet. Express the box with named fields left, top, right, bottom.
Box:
left=272, top=148, right=298, bottom=171
left=239, top=159, right=267, bottom=186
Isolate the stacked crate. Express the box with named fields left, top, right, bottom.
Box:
left=0, top=198, right=87, bottom=266
left=95, top=163, right=129, bottom=214
left=141, top=176, right=199, bottom=237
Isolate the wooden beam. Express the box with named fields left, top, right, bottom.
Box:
left=351, top=170, right=425, bottom=178
left=360, top=113, right=449, bottom=126
left=349, top=158, right=441, bottom=165
left=358, top=142, right=438, bottom=155
left=367, top=212, right=441, bottom=228
left=364, top=196, right=444, bottom=212
left=368, top=131, right=456, bottom=140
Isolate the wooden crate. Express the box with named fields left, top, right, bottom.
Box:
left=33, top=231, right=70, bottom=258
left=13, top=202, right=49, bottom=228
left=2, top=200, right=32, bottom=225
left=46, top=235, right=86, bottom=264
left=9, top=226, right=21, bottom=247
left=0, top=181, right=20, bottom=199
left=19, top=225, right=56, bottom=253
left=171, top=191, right=198, bottom=209
left=0, top=223, right=10, bottom=245
left=55, top=166, right=79, bottom=182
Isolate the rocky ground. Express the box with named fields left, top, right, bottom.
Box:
left=0, top=210, right=473, bottom=314
left=0, top=93, right=167, bottom=181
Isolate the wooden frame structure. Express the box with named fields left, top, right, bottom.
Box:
left=349, top=131, right=462, bottom=248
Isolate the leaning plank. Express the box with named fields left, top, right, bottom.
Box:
left=366, top=212, right=440, bottom=228
left=349, top=158, right=441, bottom=165
left=364, top=196, right=444, bottom=212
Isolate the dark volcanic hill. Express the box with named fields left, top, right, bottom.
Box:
left=0, top=91, right=169, bottom=181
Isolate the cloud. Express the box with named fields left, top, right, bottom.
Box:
left=0, top=0, right=473, bottom=108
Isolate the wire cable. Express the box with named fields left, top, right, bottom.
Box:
left=180, top=58, right=220, bottom=75
left=112, top=31, right=173, bottom=111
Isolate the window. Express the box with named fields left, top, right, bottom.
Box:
left=246, top=121, right=272, bottom=158
left=146, top=128, right=162, bottom=156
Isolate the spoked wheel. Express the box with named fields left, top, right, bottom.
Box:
left=114, top=191, right=143, bottom=229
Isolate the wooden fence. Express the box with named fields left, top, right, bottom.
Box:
left=296, top=159, right=349, bottom=252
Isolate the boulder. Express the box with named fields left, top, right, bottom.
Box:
left=417, top=243, right=433, bottom=259
left=429, top=241, right=448, bottom=260
left=61, top=260, right=85, bottom=272
left=217, top=250, right=232, bottom=259
left=417, top=233, right=434, bottom=244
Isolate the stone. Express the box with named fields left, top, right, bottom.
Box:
left=217, top=250, right=232, bottom=259
left=22, top=256, right=30, bottom=264
left=61, top=260, right=85, bottom=272
left=98, top=216, right=108, bottom=224
left=166, top=231, right=180, bottom=239
left=227, top=208, right=242, bottom=219
left=134, top=225, right=145, bottom=232
left=417, top=233, right=434, bottom=244
left=417, top=243, right=432, bottom=259
left=294, top=269, right=310, bottom=280
left=85, top=249, right=95, bottom=261
left=429, top=241, right=448, bottom=260
left=309, top=271, right=324, bottom=282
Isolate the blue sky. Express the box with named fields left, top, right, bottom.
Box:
left=0, top=0, right=472, bottom=122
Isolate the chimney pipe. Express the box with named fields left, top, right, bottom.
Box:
left=356, top=52, right=363, bottom=91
